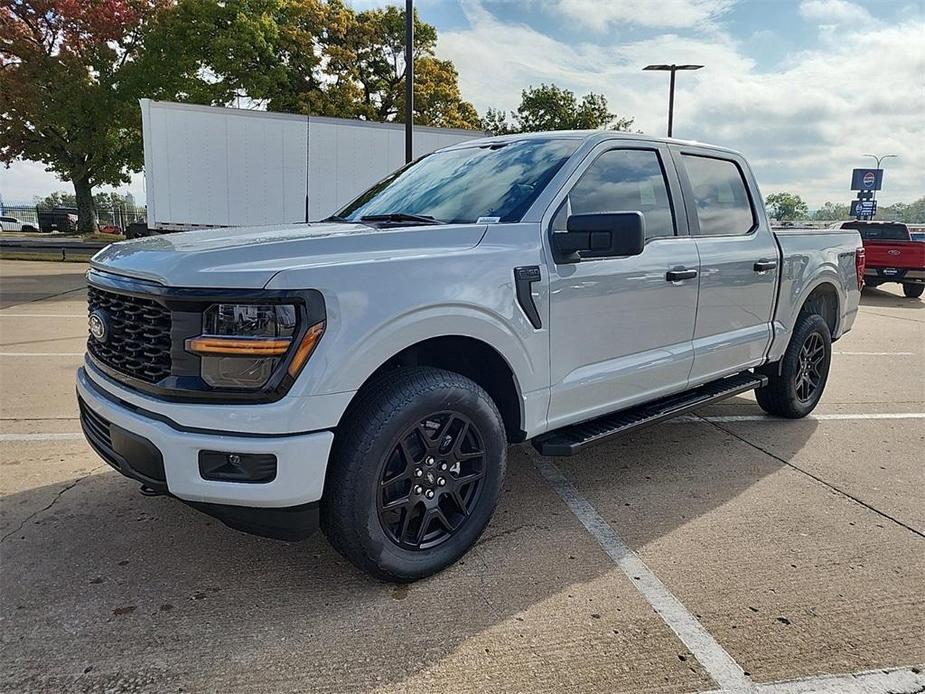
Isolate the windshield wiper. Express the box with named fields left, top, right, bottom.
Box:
left=360, top=212, right=445, bottom=225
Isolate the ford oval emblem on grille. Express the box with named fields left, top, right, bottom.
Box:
left=88, top=310, right=110, bottom=343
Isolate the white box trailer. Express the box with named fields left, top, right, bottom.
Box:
left=140, top=99, right=481, bottom=231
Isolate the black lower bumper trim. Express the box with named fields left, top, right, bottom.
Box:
left=186, top=501, right=319, bottom=542
left=78, top=392, right=320, bottom=542
left=79, top=396, right=168, bottom=492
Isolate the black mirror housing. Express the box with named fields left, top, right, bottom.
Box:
left=554, top=212, right=646, bottom=263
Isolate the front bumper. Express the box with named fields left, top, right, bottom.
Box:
left=77, top=367, right=334, bottom=514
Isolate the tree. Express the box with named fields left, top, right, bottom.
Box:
left=765, top=192, right=809, bottom=221
left=880, top=197, right=925, bottom=223
left=261, top=4, right=480, bottom=129
left=811, top=201, right=850, bottom=221
left=1, top=0, right=283, bottom=232
left=482, top=84, right=635, bottom=135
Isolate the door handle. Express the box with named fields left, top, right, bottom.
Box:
left=754, top=259, right=778, bottom=272
left=666, top=268, right=698, bottom=282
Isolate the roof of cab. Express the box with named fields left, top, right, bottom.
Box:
left=440, top=129, right=742, bottom=157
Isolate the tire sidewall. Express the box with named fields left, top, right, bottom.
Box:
left=332, top=372, right=506, bottom=581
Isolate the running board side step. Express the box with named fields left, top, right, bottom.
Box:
left=533, top=371, right=768, bottom=457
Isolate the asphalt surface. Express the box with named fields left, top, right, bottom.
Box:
left=0, top=259, right=923, bottom=693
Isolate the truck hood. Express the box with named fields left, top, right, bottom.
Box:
left=90, top=222, right=487, bottom=288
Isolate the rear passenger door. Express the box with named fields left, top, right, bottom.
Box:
left=674, top=148, right=779, bottom=385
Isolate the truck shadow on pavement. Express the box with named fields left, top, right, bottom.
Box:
left=859, top=286, right=925, bottom=310
left=0, top=408, right=817, bottom=692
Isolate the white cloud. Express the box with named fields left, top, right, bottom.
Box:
left=553, top=0, right=736, bottom=30
left=438, top=1, right=925, bottom=207
left=799, top=0, right=874, bottom=25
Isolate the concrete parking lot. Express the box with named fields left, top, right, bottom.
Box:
left=1, top=258, right=922, bottom=693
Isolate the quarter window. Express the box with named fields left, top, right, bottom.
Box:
left=682, top=155, right=755, bottom=236
left=552, top=148, right=675, bottom=239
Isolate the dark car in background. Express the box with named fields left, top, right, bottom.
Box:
left=37, top=207, right=79, bottom=233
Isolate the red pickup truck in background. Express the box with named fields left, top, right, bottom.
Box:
left=839, top=221, right=925, bottom=299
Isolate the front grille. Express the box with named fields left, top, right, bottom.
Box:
left=87, top=286, right=172, bottom=383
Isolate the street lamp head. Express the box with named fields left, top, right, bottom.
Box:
left=643, top=64, right=704, bottom=71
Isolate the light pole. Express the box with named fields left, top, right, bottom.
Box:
left=862, top=153, right=897, bottom=217
left=404, top=0, right=414, bottom=163
left=643, top=64, right=703, bottom=137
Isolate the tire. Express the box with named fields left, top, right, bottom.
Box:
left=902, top=283, right=924, bottom=299
left=321, top=366, right=507, bottom=582
left=756, top=313, right=831, bottom=419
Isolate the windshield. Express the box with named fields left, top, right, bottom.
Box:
left=337, top=139, right=579, bottom=225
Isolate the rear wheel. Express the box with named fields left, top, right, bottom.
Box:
left=902, top=283, right=924, bottom=299
left=321, top=366, right=506, bottom=582
left=756, top=313, right=831, bottom=418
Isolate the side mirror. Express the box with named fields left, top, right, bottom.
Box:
left=553, top=212, right=646, bottom=263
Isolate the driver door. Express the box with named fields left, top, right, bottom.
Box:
left=545, top=143, right=700, bottom=430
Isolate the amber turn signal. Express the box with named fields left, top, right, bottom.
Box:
left=288, top=321, right=326, bottom=377
left=185, top=336, right=293, bottom=356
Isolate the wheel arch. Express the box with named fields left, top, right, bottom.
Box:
left=799, top=280, right=840, bottom=337
left=337, top=335, right=526, bottom=444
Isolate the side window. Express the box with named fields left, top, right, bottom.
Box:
left=682, top=154, right=756, bottom=236
left=552, top=148, right=675, bottom=239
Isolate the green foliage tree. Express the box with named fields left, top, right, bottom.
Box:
left=0, top=0, right=277, bottom=232
left=260, top=3, right=480, bottom=129
left=765, top=192, right=809, bottom=221
left=880, top=197, right=925, bottom=223
left=482, top=84, right=635, bottom=135
left=811, top=201, right=850, bottom=221
left=34, top=190, right=137, bottom=210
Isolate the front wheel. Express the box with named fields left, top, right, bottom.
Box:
left=321, top=366, right=506, bottom=582
left=903, top=283, right=924, bottom=299
left=756, top=313, right=832, bottom=418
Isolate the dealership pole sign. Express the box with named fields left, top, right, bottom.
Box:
left=851, top=168, right=883, bottom=191
left=850, top=168, right=884, bottom=219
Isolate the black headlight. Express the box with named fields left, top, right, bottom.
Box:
left=186, top=303, right=318, bottom=389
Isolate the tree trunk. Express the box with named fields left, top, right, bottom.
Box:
left=73, top=176, right=98, bottom=234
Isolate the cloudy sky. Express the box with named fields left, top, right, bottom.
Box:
left=2, top=0, right=923, bottom=208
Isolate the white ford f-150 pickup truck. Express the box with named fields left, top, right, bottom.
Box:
left=78, top=131, right=864, bottom=581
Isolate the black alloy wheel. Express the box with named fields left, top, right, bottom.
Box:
left=794, top=332, right=825, bottom=402
left=377, top=412, right=485, bottom=550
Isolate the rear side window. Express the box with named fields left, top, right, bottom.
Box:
left=552, top=148, right=675, bottom=239
left=682, top=155, right=755, bottom=236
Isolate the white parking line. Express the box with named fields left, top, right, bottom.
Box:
left=533, top=456, right=754, bottom=692
left=702, top=664, right=925, bottom=693
left=0, top=314, right=85, bottom=318
left=834, top=351, right=915, bottom=356
left=680, top=413, right=925, bottom=423
left=0, top=433, right=85, bottom=442
left=0, top=352, right=84, bottom=357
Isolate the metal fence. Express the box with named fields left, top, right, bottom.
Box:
left=0, top=204, right=146, bottom=231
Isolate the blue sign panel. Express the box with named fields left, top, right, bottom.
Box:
left=851, top=168, right=883, bottom=191
left=851, top=199, right=878, bottom=217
